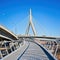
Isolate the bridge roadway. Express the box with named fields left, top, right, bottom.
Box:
left=18, top=41, right=56, bottom=60
left=18, top=35, right=60, bottom=39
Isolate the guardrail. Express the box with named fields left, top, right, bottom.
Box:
left=1, top=41, right=29, bottom=60
left=1, top=40, right=57, bottom=60
left=34, top=41, right=57, bottom=60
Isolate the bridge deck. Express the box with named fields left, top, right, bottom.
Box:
left=18, top=41, right=50, bottom=60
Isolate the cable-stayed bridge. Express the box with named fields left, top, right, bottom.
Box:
left=0, top=9, right=59, bottom=60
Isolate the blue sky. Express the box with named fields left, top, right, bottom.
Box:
left=0, top=0, right=60, bottom=36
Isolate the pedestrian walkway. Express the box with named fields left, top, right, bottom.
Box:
left=19, top=41, right=50, bottom=60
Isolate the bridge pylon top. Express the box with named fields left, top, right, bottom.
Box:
left=25, top=8, right=37, bottom=36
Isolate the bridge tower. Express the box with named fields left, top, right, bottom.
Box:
left=25, top=8, right=37, bottom=36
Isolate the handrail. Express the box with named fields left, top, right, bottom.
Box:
left=34, top=41, right=57, bottom=60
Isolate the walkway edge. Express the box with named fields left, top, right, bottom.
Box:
left=17, top=42, right=29, bottom=60
left=1, top=41, right=29, bottom=60
left=34, top=41, right=57, bottom=60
